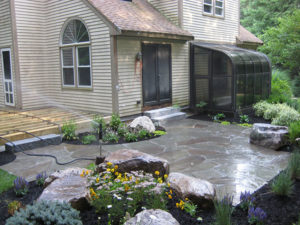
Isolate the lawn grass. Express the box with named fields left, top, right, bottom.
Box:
left=0, top=169, right=16, bottom=194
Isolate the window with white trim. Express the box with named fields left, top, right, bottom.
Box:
left=61, top=19, right=91, bottom=88
left=203, top=0, right=224, bottom=17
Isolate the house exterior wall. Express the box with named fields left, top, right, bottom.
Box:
left=0, top=0, right=15, bottom=107
left=13, top=0, right=113, bottom=113
left=148, top=0, right=180, bottom=26
left=182, top=0, right=239, bottom=44
left=117, top=36, right=189, bottom=117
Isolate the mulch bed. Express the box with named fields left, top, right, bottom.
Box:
left=188, top=112, right=271, bottom=125
left=0, top=181, right=44, bottom=225
left=1, top=173, right=300, bottom=225
left=0, top=151, right=16, bottom=166
left=63, top=126, right=166, bottom=146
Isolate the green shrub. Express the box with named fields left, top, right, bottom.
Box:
left=82, top=135, right=97, bottom=145
left=271, top=107, right=300, bottom=126
left=213, top=113, right=226, bottom=122
left=272, top=69, right=292, bottom=84
left=292, top=75, right=300, bottom=97
left=61, top=120, right=77, bottom=140
left=288, top=151, right=300, bottom=179
left=240, top=114, right=250, bottom=123
left=124, top=132, right=138, bottom=142
left=221, top=121, right=230, bottom=126
left=6, top=201, right=82, bottom=225
left=153, top=130, right=167, bottom=136
left=271, top=171, right=294, bottom=197
left=138, top=129, right=150, bottom=139
left=102, top=131, right=119, bottom=143
left=110, top=114, right=121, bottom=131
left=214, top=195, right=233, bottom=225
left=92, top=115, right=106, bottom=134
left=263, top=104, right=282, bottom=120
left=253, top=101, right=271, bottom=117
left=286, top=98, right=300, bottom=111
left=117, top=123, right=128, bottom=137
left=289, top=121, right=300, bottom=145
left=268, top=74, right=293, bottom=104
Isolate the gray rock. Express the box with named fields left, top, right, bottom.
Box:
left=167, top=172, right=216, bottom=209
left=129, top=116, right=155, bottom=133
left=39, top=168, right=90, bottom=210
left=249, top=123, right=289, bottom=150
left=125, top=209, right=180, bottom=225
left=97, top=149, right=169, bottom=176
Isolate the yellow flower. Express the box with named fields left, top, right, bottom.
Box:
left=129, top=176, right=133, bottom=181
left=159, top=180, right=163, bottom=184
left=107, top=162, right=113, bottom=167
left=114, top=165, right=118, bottom=170
left=135, top=179, right=139, bottom=184
left=181, top=206, right=184, bottom=210
left=155, top=171, right=160, bottom=176
left=167, top=183, right=171, bottom=187
left=96, top=177, right=100, bottom=183
left=80, top=172, right=84, bottom=177
left=176, top=203, right=179, bottom=208
left=185, top=198, right=189, bottom=201
left=124, top=184, right=130, bottom=192
left=111, top=168, right=115, bottom=173
left=85, top=170, right=89, bottom=175
left=164, top=174, right=168, bottom=179
left=115, top=172, right=119, bottom=176
left=107, top=168, right=111, bottom=172
left=170, top=189, right=173, bottom=194
left=168, top=195, right=172, bottom=199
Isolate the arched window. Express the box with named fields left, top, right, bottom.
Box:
left=61, top=19, right=91, bottom=87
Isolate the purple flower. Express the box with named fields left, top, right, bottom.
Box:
left=36, top=171, right=47, bottom=186
left=220, top=194, right=233, bottom=206
left=248, top=206, right=267, bottom=225
left=14, top=177, right=29, bottom=196
left=240, top=191, right=256, bottom=210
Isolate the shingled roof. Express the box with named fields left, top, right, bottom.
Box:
left=237, top=25, right=263, bottom=45
left=87, top=0, right=193, bottom=40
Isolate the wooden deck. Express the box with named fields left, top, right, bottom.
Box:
left=0, top=107, right=106, bottom=145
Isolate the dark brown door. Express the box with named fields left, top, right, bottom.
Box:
left=142, top=44, right=171, bottom=106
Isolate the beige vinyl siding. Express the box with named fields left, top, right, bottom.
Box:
left=117, top=37, right=189, bottom=117
left=183, top=0, right=239, bottom=44
left=148, top=0, right=179, bottom=26
left=14, top=0, right=113, bottom=113
left=0, top=0, right=14, bottom=107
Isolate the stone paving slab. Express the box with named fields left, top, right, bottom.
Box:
left=0, top=118, right=290, bottom=204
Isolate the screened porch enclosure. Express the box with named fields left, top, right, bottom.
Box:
left=190, top=43, right=271, bottom=113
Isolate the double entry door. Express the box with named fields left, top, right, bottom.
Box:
left=142, top=44, right=171, bottom=106
left=1, top=49, right=14, bottom=106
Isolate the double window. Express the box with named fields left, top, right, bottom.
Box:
left=203, top=0, right=224, bottom=17
left=61, top=19, right=92, bottom=88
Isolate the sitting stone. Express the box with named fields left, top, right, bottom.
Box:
left=167, top=172, right=216, bottom=209
left=38, top=168, right=90, bottom=210
left=249, top=123, right=289, bottom=150
left=129, top=116, right=155, bottom=133
left=97, top=149, right=169, bottom=176
left=124, top=209, right=180, bottom=225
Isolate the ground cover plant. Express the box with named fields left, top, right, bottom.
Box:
left=0, top=169, right=16, bottom=194
left=62, top=114, right=167, bottom=145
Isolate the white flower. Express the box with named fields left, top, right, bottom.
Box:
left=107, top=205, right=112, bottom=209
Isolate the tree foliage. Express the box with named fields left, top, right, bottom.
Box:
left=240, top=0, right=300, bottom=36
left=259, top=10, right=300, bottom=76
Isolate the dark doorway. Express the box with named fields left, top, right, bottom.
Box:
left=142, top=44, right=171, bottom=106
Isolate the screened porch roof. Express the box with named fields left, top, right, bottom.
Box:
left=191, top=42, right=271, bottom=72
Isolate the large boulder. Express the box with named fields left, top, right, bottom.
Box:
left=167, top=172, right=216, bottom=209
left=125, top=209, right=180, bottom=225
left=38, top=168, right=90, bottom=210
left=98, top=149, right=169, bottom=176
left=129, top=116, right=155, bottom=133
left=249, top=123, right=289, bottom=150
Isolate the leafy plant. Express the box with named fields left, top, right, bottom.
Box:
left=92, top=114, right=106, bottom=134
left=240, top=191, right=255, bottom=211
left=61, top=120, right=77, bottom=140
left=240, top=114, right=250, bottom=123
left=289, top=121, right=300, bottom=145
left=6, top=201, right=82, bottom=225
left=213, top=113, right=226, bottom=122
left=82, top=134, right=97, bottom=144
left=86, top=163, right=96, bottom=171
left=125, top=132, right=138, bottom=142
left=287, top=151, right=300, bottom=179
left=153, top=130, right=167, bottom=136
left=184, top=200, right=198, bottom=217
left=292, top=75, right=300, bottom=97
left=7, top=200, right=22, bottom=216
left=271, top=171, right=294, bottom=197
left=36, top=171, right=47, bottom=186
left=248, top=207, right=267, bottom=225
left=214, top=194, right=233, bottom=225
left=117, top=123, right=128, bottom=137
left=102, top=131, right=119, bottom=143
left=271, top=107, right=300, bottom=126
left=221, top=121, right=230, bottom=125
left=13, top=177, right=29, bottom=196
left=238, top=123, right=253, bottom=128
left=196, top=101, right=207, bottom=108
left=267, top=75, right=293, bottom=104
left=138, top=129, right=150, bottom=139
left=253, top=101, right=271, bottom=117
left=110, top=114, right=122, bottom=131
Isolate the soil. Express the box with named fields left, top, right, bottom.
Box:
left=0, top=181, right=44, bottom=225
left=188, top=112, right=271, bottom=125
left=0, top=150, right=16, bottom=166
left=1, top=173, right=300, bottom=225
left=63, top=126, right=166, bottom=146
